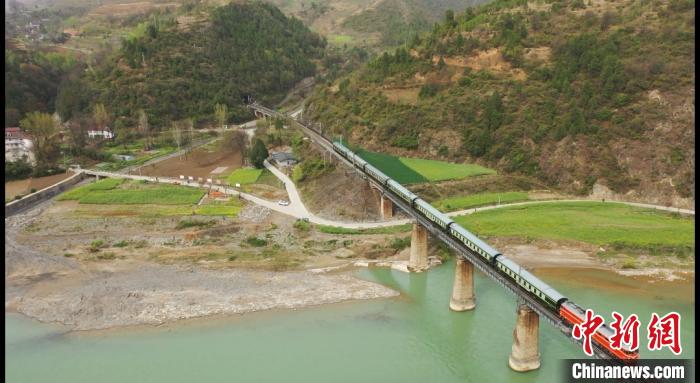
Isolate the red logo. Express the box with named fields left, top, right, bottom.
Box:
left=609, top=312, right=640, bottom=351
left=572, top=309, right=604, bottom=356
left=647, top=312, right=682, bottom=355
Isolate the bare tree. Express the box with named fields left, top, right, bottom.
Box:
left=67, top=114, right=89, bottom=150
left=171, top=120, right=183, bottom=153
left=186, top=118, right=194, bottom=158
left=220, top=130, right=248, bottom=156
left=93, top=103, right=109, bottom=131
left=138, top=109, right=150, bottom=150
left=214, top=103, right=228, bottom=129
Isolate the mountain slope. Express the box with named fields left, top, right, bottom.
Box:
left=306, top=0, right=695, bottom=207
left=58, top=1, right=326, bottom=128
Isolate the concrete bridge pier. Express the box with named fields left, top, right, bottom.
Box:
left=380, top=195, right=393, bottom=219
left=408, top=223, right=428, bottom=272
left=449, top=257, right=475, bottom=311
left=509, top=302, right=541, bottom=372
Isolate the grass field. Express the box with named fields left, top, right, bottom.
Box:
left=452, top=202, right=695, bottom=249
left=226, top=168, right=263, bottom=185
left=356, top=150, right=426, bottom=184
left=59, top=179, right=204, bottom=205
left=400, top=157, right=495, bottom=181
left=435, top=191, right=529, bottom=211
left=356, top=149, right=495, bottom=184
left=317, top=224, right=412, bottom=235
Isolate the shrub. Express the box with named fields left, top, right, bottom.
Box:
left=419, top=83, right=441, bottom=98
left=176, top=219, right=215, bottom=230
left=5, top=159, right=33, bottom=181
left=389, top=237, right=411, bottom=251
left=392, top=134, right=419, bottom=149
left=89, top=239, right=107, bottom=252
left=293, top=219, right=311, bottom=232
left=244, top=236, right=268, bottom=247
left=96, top=252, right=116, bottom=260
left=113, top=240, right=129, bottom=248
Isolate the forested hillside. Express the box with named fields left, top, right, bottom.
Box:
left=306, top=0, right=695, bottom=207
left=57, top=1, right=326, bottom=128
left=5, top=44, right=78, bottom=126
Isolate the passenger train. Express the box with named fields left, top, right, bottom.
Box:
left=332, top=141, right=638, bottom=361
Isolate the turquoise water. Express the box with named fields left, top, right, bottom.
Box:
left=5, top=260, right=695, bottom=383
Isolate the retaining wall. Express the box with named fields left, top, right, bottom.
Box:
left=5, top=171, right=88, bottom=217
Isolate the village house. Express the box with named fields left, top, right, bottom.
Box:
left=270, top=151, right=298, bottom=167
left=87, top=128, right=114, bottom=139
left=5, top=127, right=35, bottom=165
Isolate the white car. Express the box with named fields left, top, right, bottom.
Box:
left=278, top=200, right=290, bottom=206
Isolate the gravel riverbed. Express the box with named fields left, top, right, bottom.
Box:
left=5, top=201, right=399, bottom=331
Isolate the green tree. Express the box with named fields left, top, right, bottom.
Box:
left=274, top=118, right=284, bottom=130
left=482, top=92, right=505, bottom=131
left=445, top=10, right=456, bottom=27
left=20, top=112, right=61, bottom=167
left=248, top=138, right=269, bottom=168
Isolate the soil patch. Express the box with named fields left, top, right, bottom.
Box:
left=140, top=146, right=242, bottom=179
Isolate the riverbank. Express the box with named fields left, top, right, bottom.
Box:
left=5, top=261, right=399, bottom=331
left=4, top=201, right=399, bottom=331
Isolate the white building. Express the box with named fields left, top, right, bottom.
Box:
left=5, top=127, right=35, bottom=165
left=87, top=129, right=114, bottom=139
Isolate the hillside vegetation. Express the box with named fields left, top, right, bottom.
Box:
left=5, top=47, right=78, bottom=126
left=306, top=0, right=695, bottom=207
left=266, top=0, right=489, bottom=52
left=57, top=1, right=326, bottom=128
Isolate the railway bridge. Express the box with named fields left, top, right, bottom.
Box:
left=247, top=102, right=630, bottom=372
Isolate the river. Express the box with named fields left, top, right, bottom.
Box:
left=5, top=259, right=694, bottom=382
